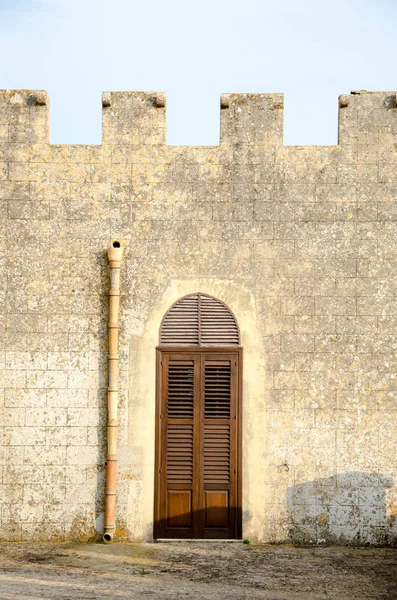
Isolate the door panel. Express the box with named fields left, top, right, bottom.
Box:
left=155, top=350, right=241, bottom=539
left=204, top=491, right=229, bottom=527
left=167, top=491, right=192, bottom=527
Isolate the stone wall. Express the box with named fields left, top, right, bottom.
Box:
left=0, top=89, right=396, bottom=545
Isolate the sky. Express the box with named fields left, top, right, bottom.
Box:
left=0, top=0, right=396, bottom=146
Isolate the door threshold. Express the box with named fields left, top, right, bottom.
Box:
left=155, top=539, right=242, bottom=543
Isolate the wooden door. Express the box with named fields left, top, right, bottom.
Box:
left=155, top=349, right=241, bottom=539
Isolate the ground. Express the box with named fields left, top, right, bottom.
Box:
left=0, top=542, right=396, bottom=599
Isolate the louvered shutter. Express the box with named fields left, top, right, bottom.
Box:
left=156, top=349, right=241, bottom=540
left=158, top=355, right=198, bottom=538
left=204, top=362, right=231, bottom=418
left=166, top=361, right=194, bottom=485
left=167, top=362, right=194, bottom=420
left=160, top=294, right=239, bottom=347
left=201, top=355, right=236, bottom=538
left=204, top=424, right=230, bottom=485
left=167, top=425, right=194, bottom=484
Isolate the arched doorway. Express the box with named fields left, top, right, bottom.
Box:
left=154, top=293, right=242, bottom=539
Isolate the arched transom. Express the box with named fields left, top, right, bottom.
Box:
left=159, top=293, right=240, bottom=347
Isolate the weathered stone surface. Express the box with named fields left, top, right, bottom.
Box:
left=0, top=89, right=396, bottom=545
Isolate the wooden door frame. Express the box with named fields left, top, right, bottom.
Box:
left=154, top=346, right=243, bottom=540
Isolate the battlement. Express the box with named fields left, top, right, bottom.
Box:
left=338, top=90, right=397, bottom=146
left=220, top=93, right=284, bottom=145
left=0, top=90, right=49, bottom=143
left=0, top=89, right=396, bottom=147
left=102, top=91, right=166, bottom=145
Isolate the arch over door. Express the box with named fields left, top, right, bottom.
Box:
left=155, top=294, right=242, bottom=539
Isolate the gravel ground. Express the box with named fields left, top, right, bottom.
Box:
left=0, top=541, right=396, bottom=599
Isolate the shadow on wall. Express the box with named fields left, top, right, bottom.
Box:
left=287, top=472, right=397, bottom=547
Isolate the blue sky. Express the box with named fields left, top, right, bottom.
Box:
left=0, top=0, right=396, bottom=145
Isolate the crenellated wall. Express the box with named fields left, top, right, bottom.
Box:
left=0, top=89, right=396, bottom=545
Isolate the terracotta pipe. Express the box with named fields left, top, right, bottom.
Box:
left=103, top=239, right=123, bottom=543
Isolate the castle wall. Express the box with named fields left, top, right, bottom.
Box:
left=0, top=89, right=396, bottom=544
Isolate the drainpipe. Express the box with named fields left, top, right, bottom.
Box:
left=103, top=239, right=123, bottom=543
